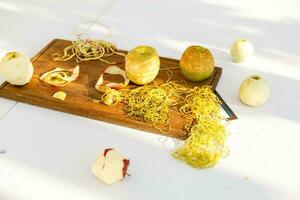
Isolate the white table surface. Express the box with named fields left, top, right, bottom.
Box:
left=0, top=0, right=300, bottom=199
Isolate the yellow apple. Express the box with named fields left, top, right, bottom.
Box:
left=125, top=46, right=160, bottom=85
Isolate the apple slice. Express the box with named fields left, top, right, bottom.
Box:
left=92, top=148, right=130, bottom=185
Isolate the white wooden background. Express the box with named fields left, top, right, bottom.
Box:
left=0, top=0, right=300, bottom=199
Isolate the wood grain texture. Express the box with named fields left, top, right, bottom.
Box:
left=0, top=39, right=222, bottom=139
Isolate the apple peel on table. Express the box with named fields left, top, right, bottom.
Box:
left=92, top=148, right=130, bottom=185
left=39, top=65, right=80, bottom=87
left=95, top=65, right=130, bottom=92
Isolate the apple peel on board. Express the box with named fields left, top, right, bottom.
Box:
left=95, top=65, right=130, bottom=92
left=92, top=148, right=130, bottom=185
left=40, top=65, right=80, bottom=87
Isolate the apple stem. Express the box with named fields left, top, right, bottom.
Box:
left=251, top=75, right=261, bottom=80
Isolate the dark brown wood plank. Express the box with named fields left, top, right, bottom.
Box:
left=0, top=39, right=223, bottom=139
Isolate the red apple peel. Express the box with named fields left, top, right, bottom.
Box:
left=122, top=159, right=130, bottom=177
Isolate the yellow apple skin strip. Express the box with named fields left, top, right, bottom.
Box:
left=95, top=65, right=130, bottom=92
left=40, top=65, right=80, bottom=87
left=52, top=39, right=126, bottom=64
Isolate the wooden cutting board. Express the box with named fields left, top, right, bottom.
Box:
left=0, top=39, right=223, bottom=139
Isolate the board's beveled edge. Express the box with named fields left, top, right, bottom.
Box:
left=212, top=67, right=222, bottom=90
left=31, top=39, right=60, bottom=63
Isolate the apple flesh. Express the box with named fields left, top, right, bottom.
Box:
left=92, top=148, right=130, bottom=185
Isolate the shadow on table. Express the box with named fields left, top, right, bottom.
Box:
left=105, top=0, right=300, bottom=67
left=0, top=0, right=118, bottom=55
left=210, top=61, right=300, bottom=123
left=0, top=157, right=276, bottom=200
left=0, top=118, right=278, bottom=200
left=1, top=0, right=300, bottom=61
left=1, top=0, right=299, bottom=122
left=0, top=1, right=299, bottom=198
left=97, top=0, right=300, bottom=122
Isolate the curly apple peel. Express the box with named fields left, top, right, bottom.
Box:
left=95, top=65, right=130, bottom=93
left=100, top=81, right=228, bottom=169
left=52, top=39, right=126, bottom=64
left=173, top=86, right=227, bottom=168
left=40, top=65, right=80, bottom=87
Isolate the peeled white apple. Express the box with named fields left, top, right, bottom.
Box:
left=92, top=148, right=130, bottom=185
left=239, top=75, right=269, bottom=106
left=0, top=52, right=33, bottom=85
left=230, top=39, right=254, bottom=63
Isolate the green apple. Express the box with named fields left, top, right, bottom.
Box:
left=180, top=46, right=214, bottom=82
